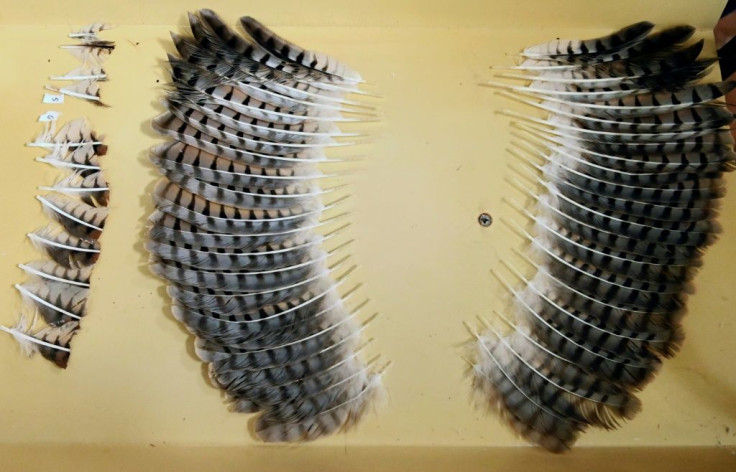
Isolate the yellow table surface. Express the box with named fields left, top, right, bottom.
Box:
left=0, top=1, right=734, bottom=470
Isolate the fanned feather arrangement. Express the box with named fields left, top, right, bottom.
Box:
left=47, top=22, right=114, bottom=105
left=148, top=9, right=385, bottom=442
left=471, top=22, right=735, bottom=452
left=0, top=119, right=110, bottom=368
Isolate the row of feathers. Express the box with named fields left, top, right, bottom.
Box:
left=473, top=21, right=735, bottom=452
left=147, top=9, right=384, bottom=442
left=47, top=22, right=114, bottom=106
left=1, top=118, right=110, bottom=368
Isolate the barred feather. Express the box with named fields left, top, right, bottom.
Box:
left=15, top=281, right=88, bottom=326
left=27, top=227, right=100, bottom=268
left=19, top=260, right=92, bottom=288
left=37, top=193, right=107, bottom=240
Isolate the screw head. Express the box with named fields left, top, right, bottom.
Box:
left=478, top=212, right=493, bottom=227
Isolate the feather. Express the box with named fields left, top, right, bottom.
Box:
left=161, top=171, right=322, bottom=209
left=165, top=263, right=348, bottom=317
left=525, top=269, right=685, bottom=357
left=519, top=146, right=726, bottom=205
left=147, top=209, right=346, bottom=249
left=152, top=180, right=325, bottom=235
left=151, top=113, right=327, bottom=167
left=69, top=22, right=113, bottom=40
left=521, top=22, right=654, bottom=60
left=1, top=318, right=79, bottom=369
left=523, top=131, right=736, bottom=173
left=15, top=281, right=87, bottom=326
left=496, top=312, right=642, bottom=416
left=149, top=249, right=332, bottom=292
left=163, top=95, right=347, bottom=140
left=30, top=321, right=79, bottom=368
left=37, top=142, right=106, bottom=169
left=19, top=261, right=92, bottom=287
left=517, top=38, right=707, bottom=79
left=61, top=41, right=114, bottom=64
left=37, top=193, right=107, bottom=240
left=146, top=233, right=324, bottom=271
left=538, top=24, right=695, bottom=67
left=532, top=82, right=736, bottom=118
left=515, top=140, right=726, bottom=187
left=28, top=118, right=100, bottom=149
left=239, top=15, right=362, bottom=84
left=28, top=227, right=100, bottom=268
left=183, top=11, right=363, bottom=94
left=506, top=281, right=661, bottom=386
left=1, top=312, right=42, bottom=358
left=478, top=21, right=732, bottom=452
left=166, top=275, right=316, bottom=315
left=46, top=80, right=108, bottom=106
left=511, top=111, right=729, bottom=143
left=39, top=171, right=109, bottom=207
left=506, top=266, right=679, bottom=352
left=542, top=183, right=718, bottom=247
left=530, top=191, right=704, bottom=262
left=150, top=140, right=323, bottom=190
left=50, top=64, right=107, bottom=81
left=504, top=95, right=733, bottom=134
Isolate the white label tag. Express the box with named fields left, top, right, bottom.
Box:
left=38, top=111, right=61, bottom=122
left=42, top=93, right=64, bottom=104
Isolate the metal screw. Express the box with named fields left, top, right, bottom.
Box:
left=478, top=213, right=493, bottom=227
